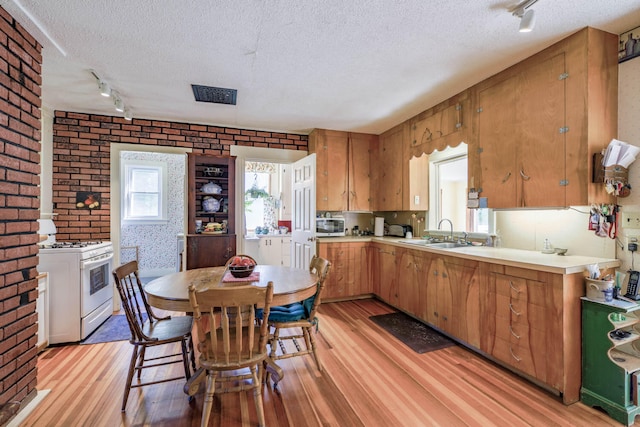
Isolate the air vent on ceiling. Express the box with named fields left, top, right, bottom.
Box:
left=191, top=84, right=237, bottom=105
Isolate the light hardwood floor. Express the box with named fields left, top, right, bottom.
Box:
left=24, top=298, right=623, bottom=426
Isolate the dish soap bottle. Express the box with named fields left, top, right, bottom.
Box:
left=494, top=230, right=502, bottom=248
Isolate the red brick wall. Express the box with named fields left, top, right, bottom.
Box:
left=52, top=112, right=308, bottom=240
left=0, top=6, right=42, bottom=407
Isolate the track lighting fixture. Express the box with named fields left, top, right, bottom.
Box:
left=512, top=0, right=539, bottom=33
left=114, top=94, right=124, bottom=112
left=98, top=80, right=111, bottom=97
left=90, top=70, right=132, bottom=119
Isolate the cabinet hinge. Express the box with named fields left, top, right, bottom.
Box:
left=559, top=72, right=569, bottom=80
left=559, top=127, right=569, bottom=134
left=455, top=122, right=462, bottom=129
left=477, top=107, right=483, bottom=113
left=560, top=180, right=569, bottom=186
left=456, top=104, right=462, bottom=111
left=477, top=147, right=483, bottom=154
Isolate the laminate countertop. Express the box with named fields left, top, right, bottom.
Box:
left=317, top=236, right=620, bottom=275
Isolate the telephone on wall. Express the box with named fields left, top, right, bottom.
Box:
left=625, top=270, right=640, bottom=300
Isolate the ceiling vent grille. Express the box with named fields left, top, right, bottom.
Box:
left=191, top=84, right=237, bottom=105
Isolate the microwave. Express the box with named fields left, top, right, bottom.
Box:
left=316, top=217, right=346, bottom=236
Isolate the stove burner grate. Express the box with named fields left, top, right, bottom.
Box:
left=45, top=241, right=104, bottom=249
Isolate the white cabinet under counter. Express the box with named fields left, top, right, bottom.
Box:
left=36, top=272, right=49, bottom=351
left=257, top=235, right=291, bottom=267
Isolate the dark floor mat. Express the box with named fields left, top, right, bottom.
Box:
left=369, top=312, right=456, bottom=354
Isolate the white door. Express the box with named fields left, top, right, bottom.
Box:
left=291, top=154, right=316, bottom=269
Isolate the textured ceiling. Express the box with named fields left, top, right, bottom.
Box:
left=3, top=0, right=640, bottom=134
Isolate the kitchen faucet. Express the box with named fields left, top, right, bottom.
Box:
left=438, top=218, right=454, bottom=241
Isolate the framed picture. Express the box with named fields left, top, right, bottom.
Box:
left=76, top=191, right=101, bottom=209
left=619, top=26, right=640, bottom=63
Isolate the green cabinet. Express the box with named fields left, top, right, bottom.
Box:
left=581, top=298, right=640, bottom=426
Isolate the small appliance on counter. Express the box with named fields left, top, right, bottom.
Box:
left=316, top=217, right=346, bottom=237
left=388, top=224, right=413, bottom=237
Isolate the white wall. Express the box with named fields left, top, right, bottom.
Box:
left=616, top=57, right=640, bottom=271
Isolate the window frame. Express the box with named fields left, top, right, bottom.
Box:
left=121, top=159, right=168, bottom=225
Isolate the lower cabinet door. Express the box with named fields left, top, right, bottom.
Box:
left=186, top=235, right=236, bottom=269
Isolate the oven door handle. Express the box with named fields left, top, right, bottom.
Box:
left=80, top=253, right=114, bottom=270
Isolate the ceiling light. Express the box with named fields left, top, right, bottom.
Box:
left=98, top=80, right=111, bottom=97
left=124, top=108, right=132, bottom=120
left=114, top=95, right=124, bottom=112
left=519, top=9, right=536, bottom=32
left=512, top=0, right=539, bottom=33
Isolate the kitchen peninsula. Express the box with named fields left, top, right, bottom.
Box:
left=318, top=236, right=620, bottom=404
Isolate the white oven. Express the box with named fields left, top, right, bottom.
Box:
left=38, top=242, right=114, bottom=344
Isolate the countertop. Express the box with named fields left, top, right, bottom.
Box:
left=317, top=236, right=620, bottom=275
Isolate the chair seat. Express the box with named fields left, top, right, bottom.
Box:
left=258, top=295, right=316, bottom=323
left=139, top=315, right=194, bottom=343
left=258, top=303, right=304, bottom=322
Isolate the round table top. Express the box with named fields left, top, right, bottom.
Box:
left=144, top=265, right=318, bottom=312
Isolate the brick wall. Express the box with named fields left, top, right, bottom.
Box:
left=0, top=6, right=42, bottom=408
left=52, top=112, right=308, bottom=240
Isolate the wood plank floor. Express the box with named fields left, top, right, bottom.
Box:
left=24, top=298, right=624, bottom=426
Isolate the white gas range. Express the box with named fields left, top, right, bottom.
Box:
left=38, top=241, right=114, bottom=344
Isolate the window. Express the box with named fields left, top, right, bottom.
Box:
left=122, top=160, right=168, bottom=223
left=429, top=143, right=490, bottom=234
left=244, top=171, right=272, bottom=232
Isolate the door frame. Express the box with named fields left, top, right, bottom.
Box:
left=229, top=146, right=307, bottom=254
left=110, top=143, right=192, bottom=309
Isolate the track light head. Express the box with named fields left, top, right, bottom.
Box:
left=114, top=96, right=124, bottom=112
left=512, top=0, right=539, bottom=33
left=518, top=9, right=536, bottom=32
left=98, top=80, right=111, bottom=97
left=124, top=108, right=132, bottom=120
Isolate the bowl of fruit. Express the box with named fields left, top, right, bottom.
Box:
left=227, top=255, right=257, bottom=278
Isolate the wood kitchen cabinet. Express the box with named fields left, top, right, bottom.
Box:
left=441, top=256, right=480, bottom=347
left=309, top=129, right=376, bottom=212
left=479, top=263, right=582, bottom=404
left=186, top=153, right=236, bottom=269
left=186, top=235, right=236, bottom=270
left=318, top=241, right=371, bottom=299
left=370, top=124, right=407, bottom=211
left=396, top=248, right=428, bottom=318
left=371, top=243, right=397, bottom=303
left=473, top=27, right=617, bottom=208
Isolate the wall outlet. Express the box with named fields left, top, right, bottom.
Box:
left=627, top=235, right=640, bottom=251
left=622, top=212, right=640, bottom=229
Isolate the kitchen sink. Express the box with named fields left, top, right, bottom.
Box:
left=396, top=240, right=468, bottom=248
left=427, top=242, right=467, bottom=248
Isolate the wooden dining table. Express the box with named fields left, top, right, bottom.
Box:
left=144, top=264, right=319, bottom=394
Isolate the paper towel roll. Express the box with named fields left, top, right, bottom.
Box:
left=374, top=217, right=384, bottom=236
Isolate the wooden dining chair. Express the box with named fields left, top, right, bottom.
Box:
left=265, top=255, right=331, bottom=376
left=112, top=260, right=196, bottom=412
left=188, top=281, right=273, bottom=427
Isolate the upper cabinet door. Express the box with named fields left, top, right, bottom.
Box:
left=309, top=129, right=348, bottom=212
left=348, top=133, right=375, bottom=211
left=478, top=53, right=566, bottom=209
left=478, top=76, right=519, bottom=209
left=516, top=53, right=566, bottom=208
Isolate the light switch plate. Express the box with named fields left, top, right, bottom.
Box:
left=622, top=212, right=640, bottom=229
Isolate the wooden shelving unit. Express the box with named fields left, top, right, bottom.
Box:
left=185, top=154, right=236, bottom=269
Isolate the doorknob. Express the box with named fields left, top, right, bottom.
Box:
left=307, top=237, right=316, bottom=242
